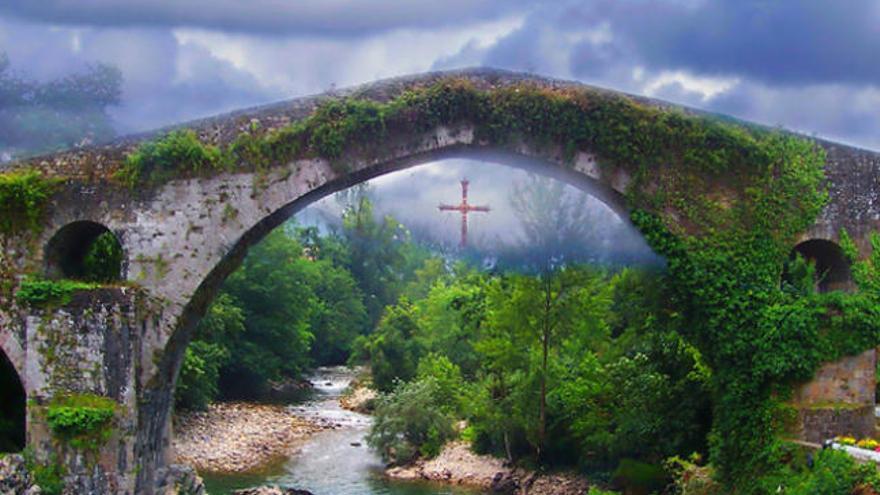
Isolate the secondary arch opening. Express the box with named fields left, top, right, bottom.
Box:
left=0, top=348, right=25, bottom=453
left=786, top=239, right=854, bottom=293
left=45, top=221, right=124, bottom=282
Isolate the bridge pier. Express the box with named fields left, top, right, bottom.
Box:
left=792, top=349, right=877, bottom=443
left=5, top=287, right=184, bottom=495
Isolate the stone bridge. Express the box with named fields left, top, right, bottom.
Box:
left=0, top=68, right=878, bottom=494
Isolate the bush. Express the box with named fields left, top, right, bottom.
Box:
left=81, top=231, right=123, bottom=282
left=15, top=278, right=99, bottom=308
left=768, top=448, right=880, bottom=495
left=116, top=129, right=226, bottom=187
left=23, top=448, right=65, bottom=495
left=367, top=377, right=455, bottom=465
left=415, top=353, right=464, bottom=414
left=45, top=393, right=117, bottom=451
left=611, top=459, right=667, bottom=495
left=175, top=340, right=229, bottom=411
left=0, top=169, right=56, bottom=234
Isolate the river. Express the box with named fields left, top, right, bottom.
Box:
left=201, top=367, right=483, bottom=495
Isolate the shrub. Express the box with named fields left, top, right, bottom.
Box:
left=367, top=377, right=455, bottom=465
left=45, top=393, right=117, bottom=452
left=116, top=129, right=226, bottom=187
left=15, top=278, right=99, bottom=308
left=0, top=169, right=56, bottom=235
left=81, top=231, right=123, bottom=282
left=22, top=448, right=65, bottom=495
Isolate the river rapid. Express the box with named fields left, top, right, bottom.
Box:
left=201, top=367, right=483, bottom=495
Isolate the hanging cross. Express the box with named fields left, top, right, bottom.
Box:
left=439, top=179, right=490, bottom=248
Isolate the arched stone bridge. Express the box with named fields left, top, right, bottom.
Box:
left=1, top=68, right=879, bottom=494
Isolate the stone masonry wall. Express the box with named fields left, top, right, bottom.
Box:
left=793, top=349, right=876, bottom=443
left=19, top=287, right=161, bottom=495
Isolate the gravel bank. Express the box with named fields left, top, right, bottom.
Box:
left=173, top=402, right=321, bottom=473
left=386, top=441, right=590, bottom=495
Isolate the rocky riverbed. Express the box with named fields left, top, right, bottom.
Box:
left=173, top=402, right=323, bottom=473
left=386, top=441, right=590, bottom=495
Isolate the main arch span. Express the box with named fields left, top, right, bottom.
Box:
left=1, top=68, right=879, bottom=494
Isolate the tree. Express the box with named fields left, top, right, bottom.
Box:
left=306, top=257, right=368, bottom=365
left=175, top=293, right=245, bottom=410
left=0, top=53, right=122, bottom=160
left=367, top=377, right=456, bottom=464
left=339, top=192, right=428, bottom=327
left=218, top=230, right=317, bottom=397
left=351, top=298, right=424, bottom=392
left=476, top=266, right=613, bottom=460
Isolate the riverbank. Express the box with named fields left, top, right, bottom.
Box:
left=173, top=402, right=323, bottom=473
left=386, top=441, right=591, bottom=495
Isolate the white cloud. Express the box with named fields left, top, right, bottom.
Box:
left=642, top=70, right=740, bottom=102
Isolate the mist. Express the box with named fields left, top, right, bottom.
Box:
left=292, top=159, right=663, bottom=270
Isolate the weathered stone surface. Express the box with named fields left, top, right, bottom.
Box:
left=154, top=464, right=206, bottom=495
left=793, top=349, right=877, bottom=442
left=0, top=68, right=877, bottom=494
left=0, top=454, right=31, bottom=495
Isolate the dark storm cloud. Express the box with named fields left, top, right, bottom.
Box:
left=0, top=0, right=535, bottom=37
left=563, top=0, right=880, bottom=86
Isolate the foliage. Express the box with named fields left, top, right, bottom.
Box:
left=0, top=52, right=121, bottom=159
left=15, top=278, right=99, bottom=308
left=611, top=458, right=668, bottom=495
left=366, top=377, right=456, bottom=465
left=352, top=298, right=424, bottom=393
left=664, top=454, right=721, bottom=495
left=81, top=231, right=124, bottom=282
left=45, top=393, right=117, bottom=452
left=0, top=169, right=57, bottom=235
left=176, top=341, right=229, bottom=411
left=757, top=448, right=880, bottom=495
left=216, top=230, right=317, bottom=397
left=175, top=293, right=244, bottom=409
left=22, top=448, right=65, bottom=495
left=116, top=129, right=227, bottom=187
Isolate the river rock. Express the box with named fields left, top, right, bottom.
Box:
left=490, top=472, right=519, bottom=494
left=232, top=486, right=314, bottom=495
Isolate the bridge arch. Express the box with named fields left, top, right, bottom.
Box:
left=789, top=238, right=854, bottom=293
left=164, top=143, right=631, bottom=369
left=0, top=345, right=26, bottom=453
left=45, top=220, right=125, bottom=281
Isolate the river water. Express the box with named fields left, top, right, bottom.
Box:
left=202, top=367, right=483, bottom=495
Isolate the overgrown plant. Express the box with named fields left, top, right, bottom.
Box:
left=0, top=169, right=57, bottom=235
left=45, top=393, right=117, bottom=452
left=15, top=278, right=100, bottom=308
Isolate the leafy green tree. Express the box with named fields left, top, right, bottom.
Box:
left=218, top=230, right=317, bottom=397
left=306, top=257, right=368, bottom=365
left=175, top=293, right=245, bottom=410
left=367, top=377, right=456, bottom=464
left=351, top=298, right=424, bottom=392
left=477, top=266, right=613, bottom=460
left=339, top=193, right=429, bottom=327
left=0, top=52, right=122, bottom=159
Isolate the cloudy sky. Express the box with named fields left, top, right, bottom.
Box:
left=1, top=1, right=874, bottom=259
left=2, top=0, right=878, bottom=149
